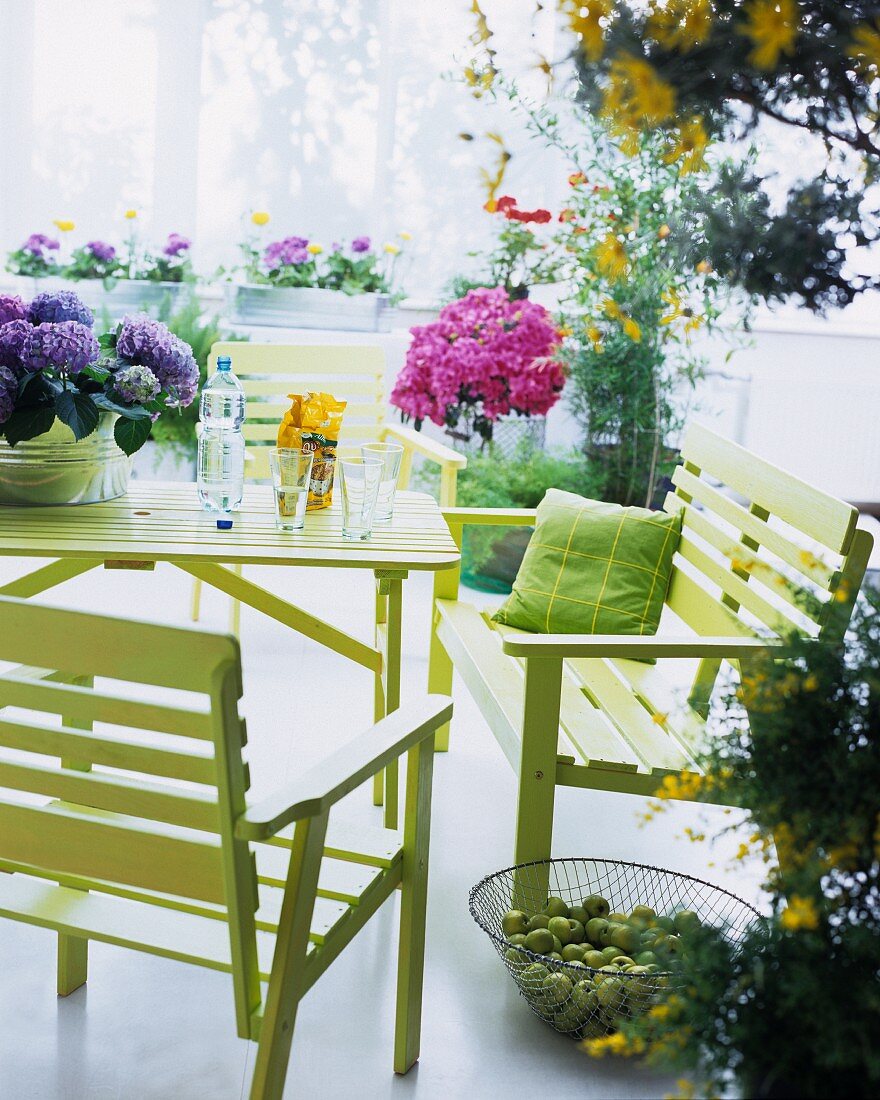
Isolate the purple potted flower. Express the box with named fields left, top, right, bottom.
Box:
left=0, top=290, right=199, bottom=505
left=228, top=217, right=407, bottom=330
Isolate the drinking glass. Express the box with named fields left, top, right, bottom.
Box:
left=268, top=447, right=314, bottom=531
left=338, top=455, right=383, bottom=540
left=360, top=442, right=404, bottom=522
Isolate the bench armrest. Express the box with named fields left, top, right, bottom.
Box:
left=382, top=424, right=467, bottom=470
left=441, top=507, right=537, bottom=527
left=500, top=634, right=785, bottom=659
left=235, top=695, right=453, bottom=840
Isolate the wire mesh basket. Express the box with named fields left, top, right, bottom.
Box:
left=470, top=857, right=760, bottom=1039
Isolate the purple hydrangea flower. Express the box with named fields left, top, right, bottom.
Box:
left=23, top=321, right=99, bottom=375
left=162, top=233, right=191, bottom=258
left=351, top=236, right=371, bottom=253
left=0, top=364, right=17, bottom=424
left=113, top=363, right=160, bottom=405
left=22, top=233, right=60, bottom=256
left=86, top=240, right=117, bottom=262
left=264, top=236, right=310, bottom=268
left=0, top=295, right=28, bottom=326
left=28, top=290, right=94, bottom=327
left=0, top=320, right=33, bottom=374
left=116, top=314, right=199, bottom=407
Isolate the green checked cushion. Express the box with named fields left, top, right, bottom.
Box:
left=492, top=489, right=682, bottom=636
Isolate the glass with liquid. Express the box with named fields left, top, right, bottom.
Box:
left=268, top=447, right=314, bottom=531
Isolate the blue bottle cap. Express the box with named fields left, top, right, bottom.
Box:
left=217, top=518, right=233, bottom=530
left=216, top=355, right=232, bottom=370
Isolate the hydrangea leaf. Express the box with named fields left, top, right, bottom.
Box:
left=3, top=406, right=56, bottom=447
left=55, top=390, right=100, bottom=441
left=113, top=414, right=152, bottom=456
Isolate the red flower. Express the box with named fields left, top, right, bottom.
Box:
left=495, top=195, right=518, bottom=213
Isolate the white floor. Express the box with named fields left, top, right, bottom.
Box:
left=0, top=555, right=765, bottom=1099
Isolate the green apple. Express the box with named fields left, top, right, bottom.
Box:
left=501, top=909, right=530, bottom=938
left=547, top=916, right=572, bottom=946
left=607, top=912, right=628, bottom=923
left=562, top=943, right=586, bottom=963
left=524, top=928, right=554, bottom=954
left=543, top=896, right=570, bottom=919
left=508, top=933, right=527, bottom=946
left=592, top=964, right=620, bottom=986
left=551, top=935, right=564, bottom=953
left=599, top=922, right=623, bottom=948
left=526, top=913, right=550, bottom=932
left=521, top=961, right=550, bottom=988
left=547, top=951, right=565, bottom=962
left=665, top=934, right=683, bottom=956
left=600, top=945, right=623, bottom=963
left=542, top=971, right=573, bottom=1005
left=630, top=904, right=656, bottom=924
left=596, top=975, right=626, bottom=1012
left=567, top=960, right=588, bottom=973
left=554, top=1004, right=585, bottom=1032
left=610, top=955, right=634, bottom=968
left=583, top=949, right=606, bottom=969
left=674, top=909, right=701, bottom=936
left=571, top=980, right=599, bottom=1014
left=609, top=924, right=641, bottom=954
left=656, top=915, right=675, bottom=932
left=585, top=917, right=609, bottom=945
left=582, top=894, right=610, bottom=919
left=567, top=919, right=586, bottom=945
left=569, top=904, right=589, bottom=924
left=634, top=950, right=658, bottom=967
left=504, top=947, right=529, bottom=968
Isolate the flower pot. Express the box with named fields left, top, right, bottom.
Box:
left=224, top=283, right=392, bottom=331
left=0, top=413, right=132, bottom=505
left=461, top=525, right=532, bottom=594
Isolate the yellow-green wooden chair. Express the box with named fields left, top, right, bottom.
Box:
left=191, top=342, right=466, bottom=631
left=0, top=595, right=452, bottom=1099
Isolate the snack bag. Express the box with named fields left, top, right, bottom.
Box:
left=277, top=392, right=347, bottom=510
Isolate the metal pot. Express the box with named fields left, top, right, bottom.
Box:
left=0, top=412, right=132, bottom=506
left=224, top=283, right=392, bottom=331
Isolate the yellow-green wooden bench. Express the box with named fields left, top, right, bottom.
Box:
left=428, top=424, right=873, bottom=872
left=191, top=342, right=467, bottom=632
left=0, top=595, right=452, bottom=1099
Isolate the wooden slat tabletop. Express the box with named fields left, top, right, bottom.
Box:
left=0, top=483, right=460, bottom=571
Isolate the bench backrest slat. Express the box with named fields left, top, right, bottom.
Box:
left=211, top=342, right=387, bottom=480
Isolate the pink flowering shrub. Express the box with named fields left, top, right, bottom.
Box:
left=390, top=287, right=565, bottom=443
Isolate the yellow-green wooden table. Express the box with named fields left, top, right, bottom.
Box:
left=0, top=482, right=460, bottom=828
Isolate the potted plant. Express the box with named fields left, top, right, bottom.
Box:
left=0, top=290, right=198, bottom=504
left=224, top=211, right=408, bottom=330
left=586, top=589, right=880, bottom=1098
left=390, top=285, right=565, bottom=449
left=7, top=214, right=195, bottom=319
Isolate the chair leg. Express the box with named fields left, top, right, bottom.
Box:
left=373, top=583, right=387, bottom=807
left=512, top=659, right=563, bottom=909
left=427, top=608, right=453, bottom=753
left=394, top=734, right=435, bottom=1074
left=249, top=812, right=328, bottom=1100
left=228, top=565, right=243, bottom=637
left=57, top=934, right=88, bottom=996
left=190, top=577, right=203, bottom=622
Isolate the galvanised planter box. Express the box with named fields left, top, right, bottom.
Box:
left=224, top=283, right=392, bottom=332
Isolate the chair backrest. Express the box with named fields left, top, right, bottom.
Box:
left=662, top=423, right=872, bottom=708
left=0, top=597, right=259, bottom=1021
left=211, top=342, right=387, bottom=479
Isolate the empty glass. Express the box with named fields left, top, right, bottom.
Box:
left=268, top=447, right=314, bottom=531
left=361, top=442, right=404, bottom=522
left=338, top=455, right=383, bottom=540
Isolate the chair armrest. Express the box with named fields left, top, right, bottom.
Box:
left=500, top=634, right=785, bottom=659
left=235, top=695, right=453, bottom=841
left=382, top=424, right=467, bottom=470
left=441, top=507, right=537, bottom=527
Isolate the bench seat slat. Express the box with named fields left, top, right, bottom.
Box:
left=565, top=659, right=691, bottom=774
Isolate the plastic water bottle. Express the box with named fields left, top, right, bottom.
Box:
left=197, top=355, right=245, bottom=522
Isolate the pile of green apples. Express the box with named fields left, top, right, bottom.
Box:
left=499, top=893, right=701, bottom=1037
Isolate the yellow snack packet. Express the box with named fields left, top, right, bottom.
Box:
left=277, top=391, right=347, bottom=510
